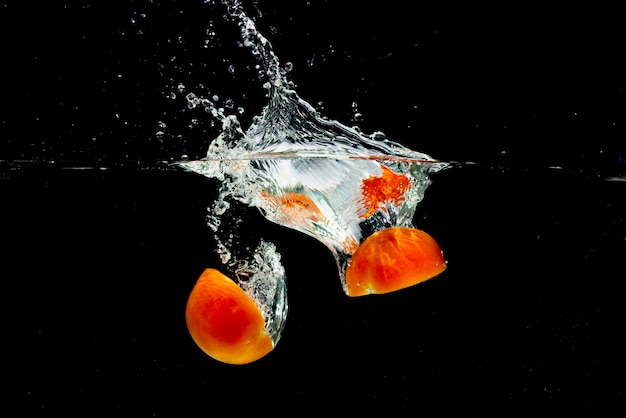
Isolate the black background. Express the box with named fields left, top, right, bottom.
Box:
left=2, top=0, right=626, bottom=416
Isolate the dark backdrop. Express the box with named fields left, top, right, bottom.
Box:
left=3, top=1, right=625, bottom=416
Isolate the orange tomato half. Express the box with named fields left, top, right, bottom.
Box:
left=345, top=227, right=446, bottom=296
left=185, top=268, right=273, bottom=364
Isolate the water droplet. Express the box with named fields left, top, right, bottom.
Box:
left=214, top=200, right=230, bottom=215
left=186, top=92, right=199, bottom=109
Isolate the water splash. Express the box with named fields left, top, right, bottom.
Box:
left=181, top=0, right=447, bottom=357
left=182, top=85, right=446, bottom=284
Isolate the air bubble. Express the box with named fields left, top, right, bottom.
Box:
left=186, top=92, right=200, bottom=109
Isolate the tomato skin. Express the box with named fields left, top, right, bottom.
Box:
left=186, top=268, right=273, bottom=364
left=345, top=227, right=446, bottom=297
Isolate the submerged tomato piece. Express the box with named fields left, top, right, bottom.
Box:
left=345, top=227, right=446, bottom=296
left=279, top=192, right=323, bottom=224
left=360, top=165, right=411, bottom=218
left=185, top=268, right=273, bottom=364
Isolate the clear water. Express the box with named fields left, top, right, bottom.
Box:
left=181, top=87, right=446, bottom=284
left=178, top=0, right=447, bottom=343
